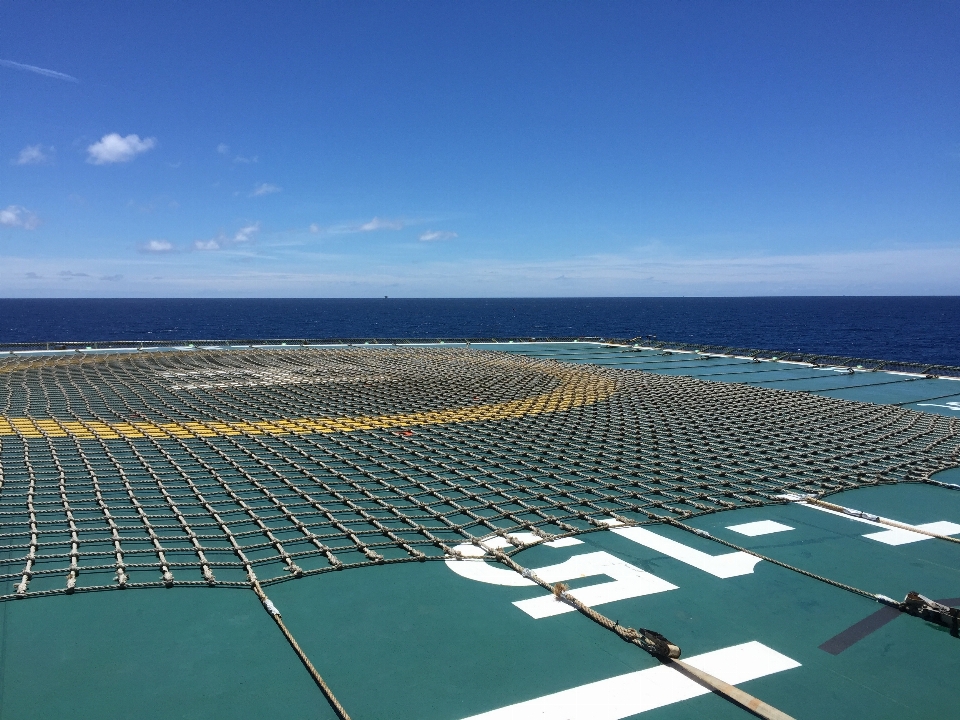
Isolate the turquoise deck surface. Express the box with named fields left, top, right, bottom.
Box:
left=0, top=583, right=334, bottom=719
left=480, top=342, right=960, bottom=414
left=6, top=482, right=957, bottom=719
left=1, top=342, right=958, bottom=719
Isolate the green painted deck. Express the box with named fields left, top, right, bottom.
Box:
left=480, top=342, right=960, bottom=417
left=1, top=342, right=958, bottom=719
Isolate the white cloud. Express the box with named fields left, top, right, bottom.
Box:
left=419, top=230, right=458, bottom=242
left=309, top=223, right=321, bottom=234
left=219, top=144, right=257, bottom=163
left=250, top=183, right=281, bottom=196
left=359, top=217, right=404, bottom=232
left=194, top=222, right=260, bottom=251
left=13, top=144, right=53, bottom=165
left=0, top=58, right=78, bottom=82
left=141, top=239, right=173, bottom=253
left=0, top=205, right=40, bottom=229
left=87, top=133, right=157, bottom=164
left=234, top=223, right=260, bottom=242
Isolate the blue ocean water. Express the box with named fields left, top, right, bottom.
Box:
left=0, top=297, right=958, bottom=366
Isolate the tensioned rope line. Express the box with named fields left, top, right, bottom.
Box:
left=489, top=548, right=796, bottom=720
left=3, top=334, right=958, bottom=378
left=653, top=514, right=960, bottom=636
left=0, top=346, right=957, bottom=602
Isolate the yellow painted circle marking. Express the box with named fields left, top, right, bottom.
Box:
left=0, top=370, right=616, bottom=441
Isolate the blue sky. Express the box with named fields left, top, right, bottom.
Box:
left=2, top=1, right=958, bottom=297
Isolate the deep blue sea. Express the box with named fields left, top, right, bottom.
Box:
left=1, top=297, right=958, bottom=366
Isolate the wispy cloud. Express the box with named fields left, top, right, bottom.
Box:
left=0, top=205, right=40, bottom=229
left=0, top=58, right=78, bottom=82
left=419, top=230, right=458, bottom=242
left=219, top=143, right=258, bottom=163
left=250, top=183, right=281, bottom=196
left=234, top=223, right=259, bottom=242
left=306, top=216, right=411, bottom=237
left=359, top=217, right=403, bottom=231
left=12, top=144, right=54, bottom=165
left=194, top=222, right=260, bottom=251
left=306, top=216, right=414, bottom=237
left=140, top=239, right=173, bottom=253
left=100, top=274, right=123, bottom=282
left=87, top=133, right=157, bottom=165
left=59, top=270, right=89, bottom=279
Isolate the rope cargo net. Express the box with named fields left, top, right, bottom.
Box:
left=0, top=346, right=957, bottom=601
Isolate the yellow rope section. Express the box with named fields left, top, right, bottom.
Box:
left=0, top=371, right=615, bottom=440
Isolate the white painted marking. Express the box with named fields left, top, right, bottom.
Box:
left=862, top=521, right=960, bottom=545
left=442, top=534, right=583, bottom=586
left=445, top=538, right=533, bottom=585
left=503, top=532, right=542, bottom=546
left=599, top=517, right=625, bottom=527
left=458, top=641, right=800, bottom=720
left=454, top=545, right=488, bottom=558
left=726, top=520, right=794, bottom=537
left=792, top=500, right=887, bottom=528
left=792, top=501, right=960, bottom=544
left=451, top=533, right=582, bottom=556
left=611, top=526, right=761, bottom=578
left=445, top=558, right=535, bottom=586
left=512, top=551, right=677, bottom=618
left=917, top=401, right=960, bottom=411
left=544, top=537, right=584, bottom=548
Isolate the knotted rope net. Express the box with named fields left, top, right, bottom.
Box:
left=0, top=346, right=957, bottom=600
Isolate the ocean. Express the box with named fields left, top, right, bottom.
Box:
left=0, top=297, right=958, bottom=366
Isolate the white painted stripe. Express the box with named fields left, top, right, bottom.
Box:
left=544, top=537, right=584, bottom=548
left=611, top=526, right=761, bottom=578
left=793, top=501, right=889, bottom=529
left=794, top=501, right=960, bottom=544
left=512, top=552, right=677, bottom=618
left=445, top=533, right=585, bottom=585
left=599, top=517, right=625, bottom=527
left=445, top=555, right=534, bottom=586
left=862, top=521, right=960, bottom=545
left=458, top=641, right=800, bottom=720
left=726, top=520, right=794, bottom=537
